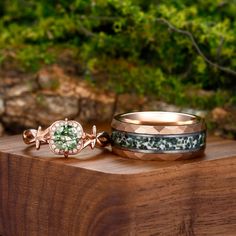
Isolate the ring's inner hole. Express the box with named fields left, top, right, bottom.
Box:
left=118, top=112, right=197, bottom=125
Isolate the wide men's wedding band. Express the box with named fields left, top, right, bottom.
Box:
left=111, top=111, right=206, bottom=160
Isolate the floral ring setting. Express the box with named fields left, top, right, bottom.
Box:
left=23, top=118, right=111, bottom=158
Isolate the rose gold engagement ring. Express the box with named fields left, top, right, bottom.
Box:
left=23, top=118, right=110, bottom=158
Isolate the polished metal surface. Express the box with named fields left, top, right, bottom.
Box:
left=117, top=111, right=198, bottom=126
left=112, top=111, right=206, bottom=134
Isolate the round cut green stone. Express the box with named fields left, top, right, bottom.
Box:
left=53, top=124, right=79, bottom=151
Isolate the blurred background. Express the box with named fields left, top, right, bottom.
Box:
left=0, top=0, right=235, bottom=138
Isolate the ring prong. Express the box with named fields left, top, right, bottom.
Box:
left=36, top=139, right=40, bottom=150
left=64, top=151, right=69, bottom=158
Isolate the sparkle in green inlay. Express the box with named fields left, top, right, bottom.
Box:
left=53, top=125, right=78, bottom=151
left=111, top=130, right=206, bottom=152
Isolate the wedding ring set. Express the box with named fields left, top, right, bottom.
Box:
left=23, top=111, right=206, bottom=161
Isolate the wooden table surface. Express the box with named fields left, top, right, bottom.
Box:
left=0, top=135, right=235, bottom=174
left=0, top=134, right=236, bottom=235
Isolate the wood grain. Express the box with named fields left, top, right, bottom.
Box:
left=0, top=135, right=236, bottom=236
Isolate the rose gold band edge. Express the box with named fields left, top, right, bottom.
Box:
left=112, top=146, right=205, bottom=161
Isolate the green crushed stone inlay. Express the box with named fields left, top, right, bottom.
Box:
left=111, top=130, right=206, bottom=152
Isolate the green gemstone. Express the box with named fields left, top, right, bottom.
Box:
left=53, top=124, right=78, bottom=151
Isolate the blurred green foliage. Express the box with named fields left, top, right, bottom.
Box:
left=0, top=0, right=236, bottom=109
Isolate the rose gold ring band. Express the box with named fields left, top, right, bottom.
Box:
left=111, top=111, right=206, bottom=161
